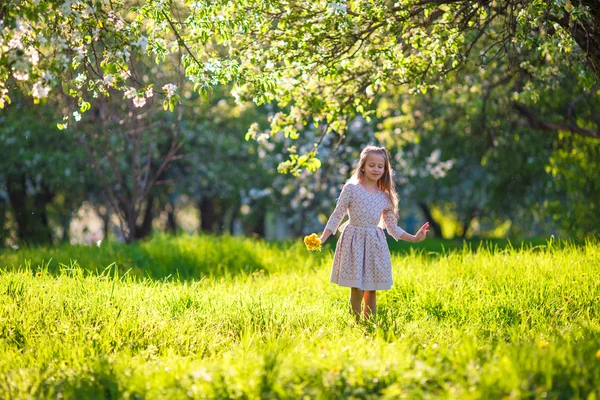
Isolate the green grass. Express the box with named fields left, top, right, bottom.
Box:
left=1, top=235, right=599, bottom=399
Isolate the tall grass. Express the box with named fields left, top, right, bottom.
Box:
left=1, top=235, right=599, bottom=399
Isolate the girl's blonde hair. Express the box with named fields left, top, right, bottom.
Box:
left=351, top=145, right=399, bottom=217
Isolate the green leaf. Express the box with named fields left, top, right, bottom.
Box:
left=564, top=0, right=574, bottom=13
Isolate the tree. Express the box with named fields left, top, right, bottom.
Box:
left=3, top=1, right=599, bottom=153
left=3, top=0, right=600, bottom=240
left=0, top=92, right=91, bottom=246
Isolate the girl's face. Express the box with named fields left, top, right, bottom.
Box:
left=363, top=153, right=386, bottom=183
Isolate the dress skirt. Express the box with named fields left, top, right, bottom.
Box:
left=329, top=224, right=393, bottom=291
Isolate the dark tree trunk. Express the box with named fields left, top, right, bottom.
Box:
left=6, top=174, right=54, bottom=245
left=96, top=205, right=111, bottom=241
left=60, top=211, right=72, bottom=244
left=251, top=207, right=267, bottom=238
left=460, top=206, right=480, bottom=239
left=0, top=197, right=7, bottom=247
left=166, top=201, right=177, bottom=234
left=418, top=202, right=443, bottom=239
left=133, top=194, right=154, bottom=240
left=229, top=203, right=239, bottom=234
left=199, top=197, right=227, bottom=233
left=199, top=197, right=216, bottom=232
left=217, top=201, right=229, bottom=234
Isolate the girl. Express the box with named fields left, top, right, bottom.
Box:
left=320, top=145, right=429, bottom=322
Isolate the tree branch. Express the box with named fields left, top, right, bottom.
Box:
left=513, top=101, right=600, bottom=139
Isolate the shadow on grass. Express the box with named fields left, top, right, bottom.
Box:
left=0, top=233, right=326, bottom=281
left=0, top=233, right=591, bottom=281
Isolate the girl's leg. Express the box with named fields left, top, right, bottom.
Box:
left=363, top=290, right=377, bottom=320
left=349, top=288, right=364, bottom=323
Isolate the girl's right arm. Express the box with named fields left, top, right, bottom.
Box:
left=321, top=183, right=353, bottom=243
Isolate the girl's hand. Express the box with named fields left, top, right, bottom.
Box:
left=415, top=222, right=430, bottom=242
left=320, top=229, right=332, bottom=244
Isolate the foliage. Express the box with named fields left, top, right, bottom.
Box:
left=0, top=92, right=91, bottom=244
left=546, top=134, right=600, bottom=238
left=2, top=0, right=599, bottom=170
left=0, top=235, right=599, bottom=398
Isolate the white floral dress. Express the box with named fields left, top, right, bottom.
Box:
left=325, top=182, right=405, bottom=291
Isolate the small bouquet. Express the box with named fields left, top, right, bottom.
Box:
left=303, top=233, right=322, bottom=251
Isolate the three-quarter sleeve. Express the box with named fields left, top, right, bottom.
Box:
left=382, top=206, right=406, bottom=241
left=325, top=184, right=353, bottom=234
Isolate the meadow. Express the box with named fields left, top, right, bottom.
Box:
left=1, top=235, right=599, bottom=399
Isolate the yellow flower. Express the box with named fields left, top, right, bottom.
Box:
left=596, top=349, right=600, bottom=359
left=304, top=233, right=322, bottom=251
left=539, top=340, right=549, bottom=349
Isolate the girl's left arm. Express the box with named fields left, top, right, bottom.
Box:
left=383, top=208, right=429, bottom=243
left=382, top=208, right=407, bottom=241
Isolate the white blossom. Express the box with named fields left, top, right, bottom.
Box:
left=12, top=59, right=30, bottom=81
left=162, top=83, right=177, bottom=98
left=119, top=69, right=131, bottom=80
left=59, top=0, right=73, bottom=17
left=103, top=74, right=115, bottom=87
left=25, top=47, right=39, bottom=65
left=134, top=36, right=148, bottom=51
left=133, top=96, right=146, bottom=107
left=327, top=2, right=347, bottom=15
left=81, top=4, right=95, bottom=18
left=32, top=81, right=50, bottom=98
left=124, top=87, right=137, bottom=99
left=120, top=48, right=130, bottom=61
left=74, top=73, right=86, bottom=88
left=73, top=111, right=81, bottom=121
left=145, top=87, right=154, bottom=98
left=74, top=45, right=87, bottom=59
left=204, top=58, right=222, bottom=73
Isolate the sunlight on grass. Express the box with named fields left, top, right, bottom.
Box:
left=1, top=236, right=599, bottom=398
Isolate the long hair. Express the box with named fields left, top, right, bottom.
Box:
left=350, top=145, right=399, bottom=217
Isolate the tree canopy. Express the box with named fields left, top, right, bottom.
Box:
left=2, top=0, right=599, bottom=172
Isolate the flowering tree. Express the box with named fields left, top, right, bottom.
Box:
left=2, top=0, right=599, bottom=175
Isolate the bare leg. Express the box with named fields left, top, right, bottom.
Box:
left=363, top=290, right=377, bottom=321
left=349, top=288, right=364, bottom=323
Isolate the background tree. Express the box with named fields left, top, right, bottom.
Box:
left=0, top=92, right=92, bottom=246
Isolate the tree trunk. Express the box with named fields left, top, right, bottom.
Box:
left=251, top=206, right=267, bottom=238
left=460, top=206, right=480, bottom=239
left=6, top=174, right=54, bottom=245
left=199, top=197, right=216, bottom=232
left=166, top=200, right=177, bottom=234
left=96, top=205, right=111, bottom=241
left=0, top=197, right=7, bottom=247
left=418, top=202, right=443, bottom=239
left=60, top=210, right=72, bottom=244
left=229, top=203, right=239, bottom=234
left=133, top=194, right=154, bottom=240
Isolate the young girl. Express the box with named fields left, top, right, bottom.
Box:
left=320, top=145, right=429, bottom=322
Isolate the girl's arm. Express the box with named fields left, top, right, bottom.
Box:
left=321, top=184, right=353, bottom=242
left=398, top=223, right=429, bottom=243
left=382, top=209, right=430, bottom=242
left=320, top=229, right=333, bottom=243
